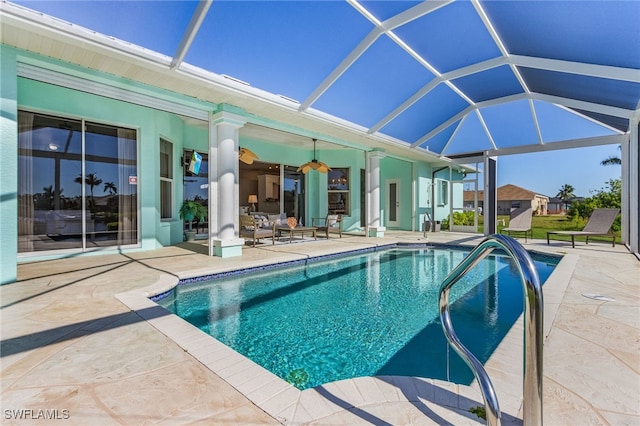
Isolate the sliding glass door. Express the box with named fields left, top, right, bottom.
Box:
left=283, top=165, right=305, bottom=224
left=18, top=111, right=138, bottom=253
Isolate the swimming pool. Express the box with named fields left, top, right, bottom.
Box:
left=156, top=246, right=558, bottom=390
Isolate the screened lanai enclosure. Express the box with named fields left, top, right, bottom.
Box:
left=1, top=0, right=639, bottom=282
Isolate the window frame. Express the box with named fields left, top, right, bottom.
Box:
left=437, top=179, right=449, bottom=206
left=327, top=167, right=350, bottom=216
left=160, top=138, right=173, bottom=220
left=17, top=109, right=139, bottom=255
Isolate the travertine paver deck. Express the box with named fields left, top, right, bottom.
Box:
left=1, top=231, right=638, bottom=425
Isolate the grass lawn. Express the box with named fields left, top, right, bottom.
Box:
left=477, top=214, right=621, bottom=244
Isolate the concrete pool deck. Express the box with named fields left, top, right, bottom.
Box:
left=1, top=231, right=639, bottom=425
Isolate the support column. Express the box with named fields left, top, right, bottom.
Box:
left=366, top=149, right=386, bottom=237
left=208, top=109, right=246, bottom=257
left=484, top=154, right=497, bottom=236
left=628, top=118, right=639, bottom=256
left=621, top=135, right=630, bottom=248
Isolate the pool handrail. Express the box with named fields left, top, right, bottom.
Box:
left=438, top=234, right=543, bottom=426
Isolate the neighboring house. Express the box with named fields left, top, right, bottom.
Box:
left=547, top=197, right=565, bottom=214
left=464, top=184, right=549, bottom=216
left=548, top=196, right=585, bottom=214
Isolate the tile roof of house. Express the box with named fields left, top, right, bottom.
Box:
left=463, top=184, right=549, bottom=202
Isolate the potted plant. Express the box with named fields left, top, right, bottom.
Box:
left=179, top=200, right=207, bottom=241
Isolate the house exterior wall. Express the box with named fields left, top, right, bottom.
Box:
left=497, top=199, right=532, bottom=215
left=533, top=195, right=548, bottom=215
left=0, top=45, right=461, bottom=284
left=414, top=163, right=432, bottom=231
left=17, top=76, right=205, bottom=251
left=548, top=201, right=565, bottom=215
left=1, top=46, right=19, bottom=284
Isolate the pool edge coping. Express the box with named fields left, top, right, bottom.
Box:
left=115, top=242, right=571, bottom=424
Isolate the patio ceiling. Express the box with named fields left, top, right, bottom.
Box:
left=3, top=0, right=639, bottom=159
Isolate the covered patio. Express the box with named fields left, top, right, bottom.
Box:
left=1, top=0, right=638, bottom=278
left=1, top=1, right=639, bottom=424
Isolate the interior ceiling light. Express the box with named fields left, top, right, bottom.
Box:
left=239, top=147, right=259, bottom=164
left=297, top=139, right=331, bottom=174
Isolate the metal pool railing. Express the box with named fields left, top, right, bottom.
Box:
left=439, top=234, right=544, bottom=426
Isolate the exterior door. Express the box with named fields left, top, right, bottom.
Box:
left=284, top=165, right=305, bottom=224
left=451, top=178, right=479, bottom=233
left=386, top=179, right=400, bottom=227
left=17, top=111, right=138, bottom=254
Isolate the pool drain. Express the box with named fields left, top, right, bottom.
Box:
left=582, top=293, right=616, bottom=302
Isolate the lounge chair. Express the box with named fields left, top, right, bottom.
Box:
left=547, top=208, right=619, bottom=248
left=501, top=207, right=533, bottom=242
left=239, top=214, right=275, bottom=247
left=312, top=214, right=343, bottom=239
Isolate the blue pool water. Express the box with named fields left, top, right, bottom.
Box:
left=157, top=247, right=558, bottom=390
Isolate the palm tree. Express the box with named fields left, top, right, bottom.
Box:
left=601, top=145, right=621, bottom=166
left=601, top=156, right=621, bottom=166
left=556, top=184, right=575, bottom=212
left=103, top=181, right=117, bottom=195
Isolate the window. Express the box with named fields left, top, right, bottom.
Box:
left=17, top=111, right=138, bottom=253
left=160, top=139, right=173, bottom=219
left=438, top=180, right=448, bottom=206
left=511, top=201, right=521, bottom=209
left=328, top=168, right=349, bottom=215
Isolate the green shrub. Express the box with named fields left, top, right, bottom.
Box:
left=442, top=211, right=476, bottom=230
left=568, top=179, right=621, bottom=231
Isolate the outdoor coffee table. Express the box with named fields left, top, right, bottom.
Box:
left=276, top=226, right=317, bottom=243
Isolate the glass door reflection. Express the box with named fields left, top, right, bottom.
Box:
left=283, top=165, right=305, bottom=225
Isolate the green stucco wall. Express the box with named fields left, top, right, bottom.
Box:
left=1, top=45, right=464, bottom=284
left=1, top=46, right=18, bottom=284
left=12, top=75, right=209, bottom=260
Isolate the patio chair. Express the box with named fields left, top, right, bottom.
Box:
left=239, top=214, right=275, bottom=247
left=500, top=207, right=533, bottom=242
left=547, top=208, right=619, bottom=248
left=312, top=214, right=343, bottom=239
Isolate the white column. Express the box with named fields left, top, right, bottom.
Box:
left=209, top=110, right=246, bottom=257
left=628, top=117, right=639, bottom=255
left=483, top=153, right=497, bottom=236
left=621, top=134, right=630, bottom=247
left=366, top=149, right=386, bottom=237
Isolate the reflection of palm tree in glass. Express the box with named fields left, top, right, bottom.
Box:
left=103, top=181, right=117, bottom=195
left=42, top=185, right=64, bottom=210
left=43, top=185, right=55, bottom=209
left=75, top=172, right=103, bottom=211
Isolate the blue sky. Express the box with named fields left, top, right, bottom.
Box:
left=497, top=145, right=621, bottom=198
left=13, top=1, right=626, bottom=199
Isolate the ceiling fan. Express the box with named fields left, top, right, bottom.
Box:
left=297, top=139, right=331, bottom=173
left=239, top=147, right=259, bottom=164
